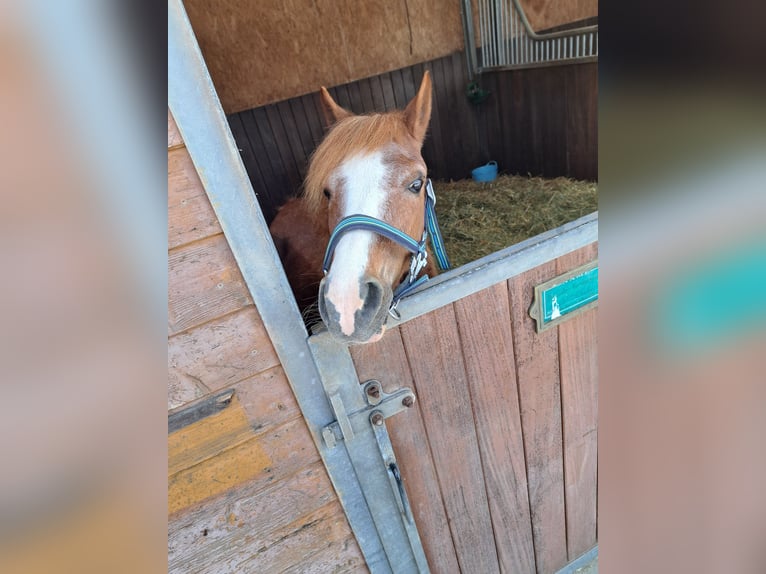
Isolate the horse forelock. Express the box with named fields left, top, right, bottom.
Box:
left=303, top=112, right=417, bottom=212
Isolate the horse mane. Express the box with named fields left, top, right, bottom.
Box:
left=303, top=111, right=413, bottom=212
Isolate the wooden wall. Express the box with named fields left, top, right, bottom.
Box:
left=167, top=111, right=366, bottom=573
left=227, top=54, right=597, bottom=225
left=184, top=0, right=463, bottom=112
left=185, top=0, right=596, bottom=113
left=482, top=62, right=598, bottom=182
left=521, top=0, right=597, bottom=31
left=350, top=242, right=598, bottom=573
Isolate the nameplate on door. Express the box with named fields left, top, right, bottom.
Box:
left=529, top=260, right=598, bottom=332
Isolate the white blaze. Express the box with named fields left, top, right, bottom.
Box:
left=325, top=151, right=389, bottom=336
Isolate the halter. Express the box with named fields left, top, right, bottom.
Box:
left=322, top=179, right=451, bottom=319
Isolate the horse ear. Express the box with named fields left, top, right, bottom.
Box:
left=319, top=87, right=352, bottom=127
left=404, top=71, right=433, bottom=146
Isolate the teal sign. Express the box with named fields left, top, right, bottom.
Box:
left=530, top=261, right=599, bottom=332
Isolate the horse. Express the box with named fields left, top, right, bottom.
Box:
left=269, top=72, right=445, bottom=344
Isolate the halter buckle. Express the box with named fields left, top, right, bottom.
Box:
left=409, top=248, right=428, bottom=282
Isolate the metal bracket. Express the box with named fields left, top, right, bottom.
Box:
left=322, top=380, right=416, bottom=448
left=370, top=403, right=430, bottom=572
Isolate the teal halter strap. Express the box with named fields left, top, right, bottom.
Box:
left=322, top=178, right=451, bottom=317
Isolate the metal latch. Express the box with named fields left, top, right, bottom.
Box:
left=321, top=380, right=416, bottom=448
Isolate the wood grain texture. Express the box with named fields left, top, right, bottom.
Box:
left=168, top=233, right=253, bottom=335
left=168, top=147, right=222, bottom=249
left=226, top=56, right=596, bottom=226
left=453, top=283, right=536, bottom=574
left=400, top=304, right=500, bottom=574
left=508, top=261, right=568, bottom=574
left=521, top=0, right=597, bottom=32
left=168, top=109, right=183, bottom=148
left=169, top=395, right=256, bottom=476
left=169, top=417, right=319, bottom=515
left=350, top=327, right=461, bottom=574
left=169, top=461, right=363, bottom=573
left=168, top=306, right=280, bottom=409
left=556, top=244, right=598, bottom=559
left=240, top=501, right=364, bottom=574
left=184, top=0, right=463, bottom=112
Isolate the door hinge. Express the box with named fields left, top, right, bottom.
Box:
left=322, top=380, right=416, bottom=448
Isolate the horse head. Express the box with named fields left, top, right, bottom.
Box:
left=304, top=72, right=434, bottom=344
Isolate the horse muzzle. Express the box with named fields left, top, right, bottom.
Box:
left=318, top=275, right=391, bottom=344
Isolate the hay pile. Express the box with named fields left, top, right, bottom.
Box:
left=433, top=175, right=598, bottom=268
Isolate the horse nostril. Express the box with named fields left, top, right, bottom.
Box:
left=361, top=279, right=383, bottom=317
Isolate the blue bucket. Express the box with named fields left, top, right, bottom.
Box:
left=471, top=161, right=498, bottom=182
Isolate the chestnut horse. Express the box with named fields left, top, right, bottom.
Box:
left=270, top=72, right=444, bottom=344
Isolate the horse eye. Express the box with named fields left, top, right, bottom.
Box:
left=323, top=188, right=331, bottom=199
left=408, top=179, right=423, bottom=194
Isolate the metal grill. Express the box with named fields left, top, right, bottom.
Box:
left=467, top=0, right=598, bottom=72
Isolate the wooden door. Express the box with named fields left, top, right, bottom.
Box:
left=349, top=243, right=598, bottom=574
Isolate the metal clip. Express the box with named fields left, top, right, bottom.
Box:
left=409, top=248, right=428, bottom=280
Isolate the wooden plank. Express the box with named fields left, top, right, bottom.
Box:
left=399, top=304, right=500, bottom=573
left=508, top=261, right=568, bottom=574
left=169, top=462, right=358, bottom=573
left=300, top=92, right=326, bottom=148
left=526, top=69, right=544, bottom=176
left=565, top=63, right=597, bottom=181
left=334, top=84, right=354, bottom=113
left=347, top=81, right=364, bottom=114
left=556, top=244, right=598, bottom=560
left=288, top=96, right=316, bottom=160
left=251, top=106, right=291, bottom=215
left=276, top=99, right=310, bottom=181
left=449, top=50, right=480, bottom=176
left=227, top=112, right=271, bottom=207
left=168, top=367, right=302, bottom=473
left=379, top=72, right=397, bottom=110
left=169, top=395, right=256, bottom=475
left=358, top=77, right=375, bottom=113
left=431, top=56, right=461, bottom=179
left=167, top=147, right=222, bottom=249
left=539, top=66, right=565, bottom=177
left=242, top=501, right=364, bottom=573
left=168, top=417, right=319, bottom=515
left=370, top=75, right=387, bottom=112
left=233, top=365, right=301, bottom=433
left=480, top=71, right=503, bottom=167
left=168, top=233, right=253, bottom=335
left=168, top=306, right=280, bottom=409
left=265, top=103, right=303, bottom=193
left=400, top=65, right=417, bottom=101
left=168, top=109, right=183, bottom=148
left=390, top=69, right=407, bottom=108
left=350, top=328, right=461, bottom=574
left=240, top=108, right=282, bottom=222
left=453, top=283, right=536, bottom=574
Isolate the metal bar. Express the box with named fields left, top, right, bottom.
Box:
left=477, top=56, right=599, bottom=72
left=497, top=0, right=505, bottom=66
left=169, top=1, right=422, bottom=571
left=460, top=0, right=478, bottom=80
left=478, top=0, right=486, bottom=68
left=372, top=423, right=430, bottom=573
left=310, top=333, right=428, bottom=573
left=554, top=546, right=598, bottom=574
left=384, top=213, right=598, bottom=327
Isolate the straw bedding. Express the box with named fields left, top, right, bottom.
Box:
left=433, top=175, right=598, bottom=268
